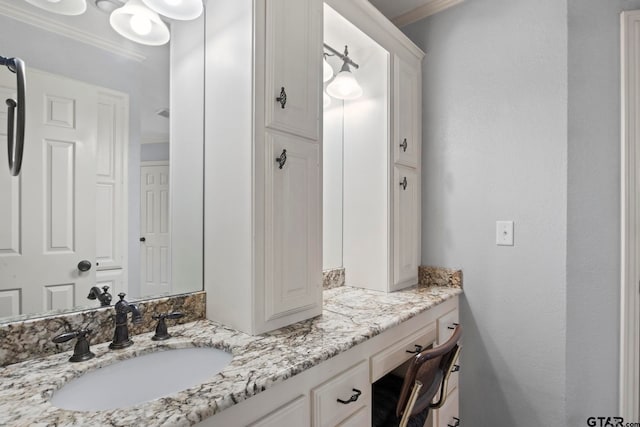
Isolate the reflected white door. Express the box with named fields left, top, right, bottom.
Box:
left=140, top=162, right=171, bottom=296
left=0, top=69, right=97, bottom=316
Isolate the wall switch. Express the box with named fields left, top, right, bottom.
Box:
left=496, top=221, right=514, bottom=246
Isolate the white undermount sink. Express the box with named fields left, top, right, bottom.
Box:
left=50, top=347, right=233, bottom=411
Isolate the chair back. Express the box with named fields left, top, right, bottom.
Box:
left=396, top=324, right=462, bottom=420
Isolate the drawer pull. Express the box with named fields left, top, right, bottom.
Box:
left=448, top=417, right=460, bottom=427
left=406, top=344, right=423, bottom=354
left=337, top=388, right=361, bottom=404
left=447, top=322, right=460, bottom=330
left=452, top=364, right=460, bottom=372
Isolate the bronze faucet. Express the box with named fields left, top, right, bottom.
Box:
left=109, top=293, right=142, bottom=350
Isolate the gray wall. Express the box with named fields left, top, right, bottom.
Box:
left=403, top=0, right=568, bottom=425
left=403, top=0, right=640, bottom=424
left=567, top=0, right=640, bottom=424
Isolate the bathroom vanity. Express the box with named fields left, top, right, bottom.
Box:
left=0, top=281, right=460, bottom=427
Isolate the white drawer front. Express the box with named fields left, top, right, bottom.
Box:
left=312, top=360, right=370, bottom=427
left=248, top=395, right=309, bottom=427
left=337, top=406, right=370, bottom=427
left=370, top=323, right=437, bottom=382
left=437, top=309, right=459, bottom=345
left=435, top=388, right=459, bottom=427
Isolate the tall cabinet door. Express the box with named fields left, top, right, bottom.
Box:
left=264, top=131, right=322, bottom=324
left=393, top=165, right=420, bottom=289
left=394, top=56, right=420, bottom=168
left=265, top=0, right=321, bottom=140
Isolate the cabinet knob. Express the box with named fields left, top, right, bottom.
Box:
left=400, top=138, right=408, bottom=152
left=275, top=149, right=287, bottom=169
left=337, top=388, right=361, bottom=404
left=276, top=86, right=287, bottom=109
left=400, top=176, right=408, bottom=191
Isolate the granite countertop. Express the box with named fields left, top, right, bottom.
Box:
left=0, top=284, right=461, bottom=427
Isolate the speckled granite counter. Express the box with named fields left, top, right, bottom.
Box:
left=0, top=283, right=461, bottom=427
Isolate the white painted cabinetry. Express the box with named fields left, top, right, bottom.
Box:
left=205, top=0, right=322, bottom=335
left=393, top=165, right=420, bottom=288
left=197, top=296, right=460, bottom=427
left=392, top=55, right=422, bottom=289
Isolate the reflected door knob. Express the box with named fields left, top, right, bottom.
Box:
left=77, top=260, right=92, bottom=272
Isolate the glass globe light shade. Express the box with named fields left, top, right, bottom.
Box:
left=323, top=57, right=333, bottom=83
left=141, top=0, right=203, bottom=20
left=23, top=0, right=86, bottom=15
left=110, top=0, right=170, bottom=46
left=326, top=64, right=363, bottom=100
left=323, top=92, right=331, bottom=108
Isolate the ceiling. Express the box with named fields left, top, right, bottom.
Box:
left=367, top=0, right=463, bottom=27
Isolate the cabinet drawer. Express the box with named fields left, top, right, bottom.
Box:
left=248, top=395, right=309, bottom=427
left=370, top=323, right=437, bottom=382
left=311, top=360, right=370, bottom=427
left=337, top=406, right=370, bottom=427
left=437, top=309, right=459, bottom=345
left=434, top=388, right=459, bottom=427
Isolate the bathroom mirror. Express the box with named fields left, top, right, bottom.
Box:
left=0, top=0, right=204, bottom=322
left=323, top=4, right=389, bottom=286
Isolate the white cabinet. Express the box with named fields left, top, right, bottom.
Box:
left=265, top=0, right=320, bottom=140
left=248, top=396, right=309, bottom=427
left=393, top=165, right=420, bottom=289
left=311, top=360, right=370, bottom=427
left=205, top=0, right=322, bottom=335
left=264, top=131, right=321, bottom=322
left=197, top=296, right=460, bottom=427
left=394, top=55, right=421, bottom=168
left=434, top=389, right=459, bottom=427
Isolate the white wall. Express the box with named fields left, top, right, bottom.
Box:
left=402, top=0, right=568, bottom=425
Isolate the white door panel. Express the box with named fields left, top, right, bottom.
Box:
left=140, top=163, right=171, bottom=296
left=0, top=69, right=127, bottom=318
left=393, top=165, right=419, bottom=289
left=264, top=131, right=321, bottom=321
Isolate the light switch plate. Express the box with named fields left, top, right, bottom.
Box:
left=496, top=221, right=514, bottom=246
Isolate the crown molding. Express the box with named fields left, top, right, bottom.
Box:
left=392, top=0, right=464, bottom=28
left=0, top=0, right=146, bottom=62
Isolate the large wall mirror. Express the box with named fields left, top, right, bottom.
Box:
left=0, top=0, right=204, bottom=322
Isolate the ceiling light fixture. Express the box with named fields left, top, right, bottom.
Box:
left=23, top=0, right=87, bottom=15
left=94, top=0, right=124, bottom=13
left=141, top=0, right=203, bottom=20
left=110, top=0, right=170, bottom=46
left=325, top=44, right=363, bottom=100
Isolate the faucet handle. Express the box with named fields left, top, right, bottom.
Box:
left=151, top=312, right=184, bottom=341
left=52, top=328, right=95, bottom=363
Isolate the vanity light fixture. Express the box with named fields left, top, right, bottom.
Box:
left=110, top=0, right=170, bottom=46
left=23, top=0, right=87, bottom=15
left=323, top=91, right=331, bottom=108
left=325, top=44, right=363, bottom=100
left=141, top=0, right=203, bottom=21
left=323, top=55, right=333, bottom=83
